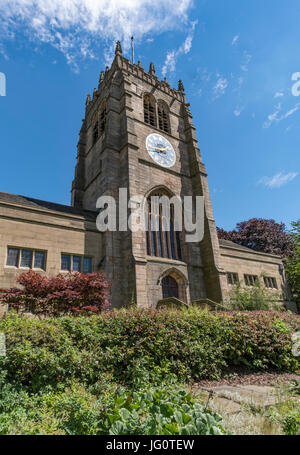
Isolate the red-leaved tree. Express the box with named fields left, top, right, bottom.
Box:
left=217, top=218, right=293, bottom=258
left=0, top=271, right=111, bottom=317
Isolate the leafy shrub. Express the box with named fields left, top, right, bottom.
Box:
left=282, top=413, right=300, bottom=435
left=287, top=380, right=300, bottom=396
left=0, top=309, right=299, bottom=392
left=220, top=311, right=299, bottom=371
left=225, top=281, right=281, bottom=311
left=0, top=373, right=113, bottom=435
left=99, top=385, right=227, bottom=435
left=268, top=397, right=300, bottom=435
left=0, top=271, right=111, bottom=317
left=0, top=375, right=227, bottom=435
left=0, top=309, right=299, bottom=435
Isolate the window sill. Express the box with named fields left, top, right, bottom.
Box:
left=60, top=270, right=93, bottom=274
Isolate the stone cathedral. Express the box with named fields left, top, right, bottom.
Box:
left=0, top=42, right=293, bottom=313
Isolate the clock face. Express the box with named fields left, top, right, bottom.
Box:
left=146, top=133, right=176, bottom=168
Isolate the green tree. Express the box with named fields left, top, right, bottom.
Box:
left=285, top=220, right=300, bottom=310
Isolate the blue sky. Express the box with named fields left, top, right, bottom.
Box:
left=0, top=0, right=299, bottom=231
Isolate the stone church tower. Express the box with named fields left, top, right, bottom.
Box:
left=0, top=42, right=289, bottom=315
left=71, top=41, right=227, bottom=308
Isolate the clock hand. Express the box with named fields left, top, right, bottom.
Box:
left=156, top=146, right=171, bottom=152
left=154, top=148, right=167, bottom=155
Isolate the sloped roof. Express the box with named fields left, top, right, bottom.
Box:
left=218, top=238, right=256, bottom=252
left=0, top=191, right=97, bottom=221
left=219, top=238, right=281, bottom=258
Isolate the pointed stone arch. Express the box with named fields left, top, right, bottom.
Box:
left=157, top=267, right=189, bottom=303
left=144, top=184, right=175, bottom=199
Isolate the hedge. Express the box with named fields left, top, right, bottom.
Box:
left=0, top=308, right=299, bottom=391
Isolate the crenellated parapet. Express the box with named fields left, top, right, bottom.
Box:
left=84, top=41, right=187, bottom=119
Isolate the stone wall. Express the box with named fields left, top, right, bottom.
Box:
left=0, top=201, right=102, bottom=315
left=219, top=241, right=291, bottom=307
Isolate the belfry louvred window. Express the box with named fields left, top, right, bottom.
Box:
left=144, top=95, right=171, bottom=134
left=92, top=111, right=99, bottom=145
left=144, top=95, right=156, bottom=127
left=92, top=101, right=106, bottom=145
left=93, top=121, right=99, bottom=144
left=158, top=102, right=170, bottom=133
left=99, top=101, right=107, bottom=136
left=146, top=191, right=182, bottom=261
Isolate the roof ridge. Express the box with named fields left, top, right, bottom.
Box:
left=218, top=238, right=281, bottom=257
left=0, top=191, right=97, bottom=218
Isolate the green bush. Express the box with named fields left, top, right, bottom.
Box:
left=287, top=379, right=300, bottom=396
left=225, top=281, right=281, bottom=311
left=0, top=308, right=299, bottom=392
left=0, top=373, right=227, bottom=435
left=268, top=397, right=300, bottom=435
left=99, top=384, right=227, bottom=435
left=0, top=309, right=298, bottom=435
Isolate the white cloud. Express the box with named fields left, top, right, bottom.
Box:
left=233, top=107, right=243, bottom=117
left=274, top=91, right=284, bottom=98
left=237, top=76, right=244, bottom=87
left=0, top=0, right=193, bottom=69
left=283, top=104, right=300, bottom=119
left=213, top=75, right=228, bottom=99
left=240, top=50, right=252, bottom=72
left=263, top=102, right=300, bottom=128
left=162, top=20, right=197, bottom=76
left=162, top=50, right=176, bottom=75
left=0, top=43, right=8, bottom=60
left=258, top=172, right=298, bottom=189
left=200, top=68, right=211, bottom=82
left=263, top=103, right=281, bottom=128
left=231, top=34, right=239, bottom=45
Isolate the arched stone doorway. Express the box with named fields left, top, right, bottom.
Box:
left=162, top=275, right=179, bottom=299
left=157, top=268, right=189, bottom=303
